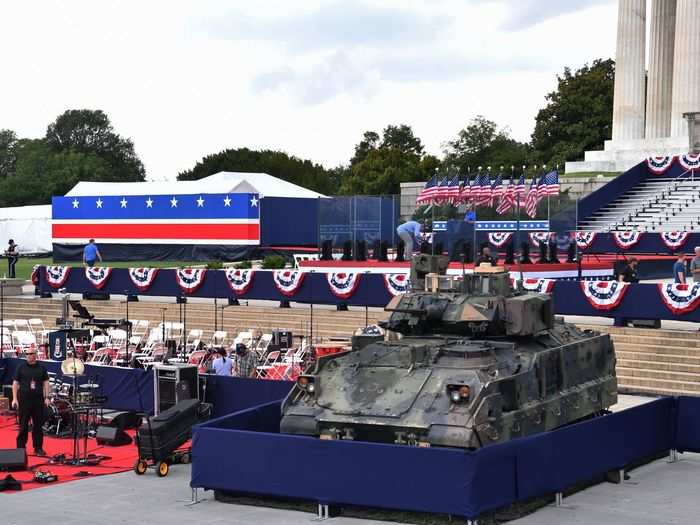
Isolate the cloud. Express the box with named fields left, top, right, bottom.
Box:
left=473, top=0, right=615, bottom=31
left=205, top=0, right=450, bottom=52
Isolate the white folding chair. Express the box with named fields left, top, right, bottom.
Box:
left=13, top=319, right=31, bottom=332
left=185, top=329, right=203, bottom=352
left=210, top=330, right=228, bottom=348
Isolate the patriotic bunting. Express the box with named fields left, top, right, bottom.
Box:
left=45, top=266, right=71, bottom=289
left=529, top=232, right=551, bottom=246
left=128, top=268, right=159, bottom=292
left=488, top=232, right=513, bottom=248
left=224, top=269, right=255, bottom=295
left=575, top=231, right=596, bottom=249
left=612, top=231, right=642, bottom=250
left=273, top=270, right=305, bottom=297
left=327, top=272, right=361, bottom=299
left=31, top=265, right=40, bottom=286
left=580, top=281, right=629, bottom=310
left=85, top=266, right=112, bottom=290
left=646, top=155, right=674, bottom=174
left=384, top=273, right=411, bottom=296
left=521, top=278, right=555, bottom=294
left=660, top=231, right=690, bottom=249
left=678, top=154, right=700, bottom=172
left=658, top=283, right=700, bottom=315
left=175, top=268, right=207, bottom=294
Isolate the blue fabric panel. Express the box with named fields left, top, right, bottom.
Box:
left=261, top=197, right=319, bottom=246
left=202, top=375, right=292, bottom=418
left=516, top=398, right=673, bottom=500
left=675, top=396, right=700, bottom=453
left=191, top=402, right=517, bottom=519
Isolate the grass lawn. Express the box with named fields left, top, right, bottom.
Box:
left=10, top=258, right=202, bottom=281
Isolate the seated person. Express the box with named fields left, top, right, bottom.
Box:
left=476, top=246, right=497, bottom=266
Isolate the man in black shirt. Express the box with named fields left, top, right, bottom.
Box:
left=619, top=258, right=639, bottom=283
left=12, top=350, right=50, bottom=455
left=476, top=245, right=497, bottom=266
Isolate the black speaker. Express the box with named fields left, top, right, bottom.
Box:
left=395, top=240, right=405, bottom=262
left=520, top=242, right=532, bottom=264
left=354, top=240, right=367, bottom=261
left=371, top=240, right=381, bottom=260
left=378, top=241, right=389, bottom=262
left=341, top=241, right=353, bottom=261
left=96, top=425, right=132, bottom=446
left=272, top=330, right=293, bottom=349
left=631, top=319, right=661, bottom=329
left=538, top=241, right=548, bottom=264
left=566, top=241, right=576, bottom=263
left=109, top=411, right=141, bottom=430
left=505, top=242, right=515, bottom=264
left=0, top=449, right=27, bottom=471
left=320, top=240, right=333, bottom=261
left=548, top=240, right=559, bottom=263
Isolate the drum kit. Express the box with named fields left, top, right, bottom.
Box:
left=43, top=358, right=106, bottom=445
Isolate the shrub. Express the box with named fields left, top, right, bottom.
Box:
left=262, top=255, right=286, bottom=269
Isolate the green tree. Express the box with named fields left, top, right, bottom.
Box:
left=0, top=129, right=17, bottom=179
left=443, top=116, right=530, bottom=174
left=531, top=59, right=615, bottom=166
left=340, top=124, right=437, bottom=195
left=177, top=148, right=336, bottom=195
left=45, top=109, right=145, bottom=181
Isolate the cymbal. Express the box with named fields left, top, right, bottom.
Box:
left=61, top=358, right=85, bottom=376
left=79, top=383, right=100, bottom=389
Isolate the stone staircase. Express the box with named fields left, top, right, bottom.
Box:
left=2, top=296, right=700, bottom=397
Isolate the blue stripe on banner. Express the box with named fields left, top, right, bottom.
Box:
left=52, top=193, right=260, bottom=220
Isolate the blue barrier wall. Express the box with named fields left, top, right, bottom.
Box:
left=261, top=197, right=319, bottom=246
left=190, top=397, right=689, bottom=520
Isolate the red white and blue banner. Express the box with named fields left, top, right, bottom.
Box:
left=128, top=268, right=159, bottom=292
left=612, top=231, right=642, bottom=250
left=384, top=273, right=410, bottom=296
left=327, top=272, right=361, bottom=299
left=51, top=193, right=260, bottom=246
left=521, top=278, right=555, bottom=294
left=658, top=283, right=700, bottom=315
left=45, top=266, right=71, bottom=289
left=678, top=154, right=700, bottom=172
left=646, top=156, right=674, bottom=174
left=176, top=268, right=207, bottom=294
left=488, top=232, right=513, bottom=248
left=660, top=231, right=690, bottom=249
left=580, top=281, right=629, bottom=310
left=273, top=270, right=305, bottom=297
left=529, top=232, right=551, bottom=246
left=224, top=269, right=255, bottom=295
left=85, top=266, right=112, bottom=289
left=575, top=231, right=596, bottom=249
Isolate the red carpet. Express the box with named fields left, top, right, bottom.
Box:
left=0, top=415, right=139, bottom=492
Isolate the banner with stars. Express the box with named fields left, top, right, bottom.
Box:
left=51, top=193, right=260, bottom=245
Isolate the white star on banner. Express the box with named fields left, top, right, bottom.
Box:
left=250, top=196, right=259, bottom=207
left=72, top=199, right=79, bottom=209
left=146, top=197, right=153, bottom=208
left=170, top=197, right=178, bottom=208
left=223, top=196, right=231, bottom=207
left=120, top=198, right=127, bottom=208
left=96, top=198, right=103, bottom=208
left=196, top=196, right=205, bottom=207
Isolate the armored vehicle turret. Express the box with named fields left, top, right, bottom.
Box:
left=280, top=255, right=617, bottom=449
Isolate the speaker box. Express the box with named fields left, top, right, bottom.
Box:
left=395, top=240, right=405, bottom=262
left=520, top=242, right=532, bottom=264
left=378, top=241, right=389, bottom=262
left=341, top=241, right=353, bottom=261
left=0, top=449, right=27, bottom=471
left=320, top=240, right=333, bottom=261
left=109, top=411, right=141, bottom=430
left=538, top=241, right=548, bottom=264
left=95, top=425, right=132, bottom=446
left=631, top=319, right=661, bottom=329
left=354, top=240, right=367, bottom=261
left=371, top=240, right=381, bottom=260
left=548, top=240, right=559, bottom=263
left=505, top=242, right=515, bottom=264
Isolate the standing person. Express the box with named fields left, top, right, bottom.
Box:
left=396, top=220, right=422, bottom=261
left=232, top=343, right=257, bottom=378
left=619, top=257, right=640, bottom=283
left=476, top=245, right=497, bottom=266
left=12, top=349, right=50, bottom=456
left=673, top=252, right=687, bottom=284
left=83, top=238, right=102, bottom=267
left=690, top=247, right=700, bottom=282
left=5, top=239, right=18, bottom=278
left=212, top=348, right=233, bottom=376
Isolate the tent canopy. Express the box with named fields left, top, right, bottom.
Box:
left=65, top=172, right=326, bottom=199
left=0, top=204, right=52, bottom=253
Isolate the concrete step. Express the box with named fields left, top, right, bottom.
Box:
left=617, top=366, right=700, bottom=384
left=576, top=324, right=700, bottom=341
left=616, top=350, right=700, bottom=365
left=617, top=375, right=700, bottom=394
left=614, top=343, right=700, bottom=358
left=617, top=357, right=700, bottom=374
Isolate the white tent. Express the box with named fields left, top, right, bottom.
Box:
left=0, top=204, right=52, bottom=253
left=66, top=172, right=326, bottom=199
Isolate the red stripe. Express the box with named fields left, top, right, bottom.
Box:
left=52, top=223, right=260, bottom=240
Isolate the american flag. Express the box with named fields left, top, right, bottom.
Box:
left=524, top=177, right=539, bottom=218
left=541, top=170, right=560, bottom=195
left=496, top=176, right=516, bottom=215
left=416, top=175, right=438, bottom=205
left=446, top=174, right=461, bottom=204
left=514, top=173, right=526, bottom=205
left=459, top=175, right=471, bottom=204
left=434, top=176, right=451, bottom=204
left=490, top=174, right=504, bottom=207
left=474, top=173, right=492, bottom=207
left=52, top=193, right=261, bottom=245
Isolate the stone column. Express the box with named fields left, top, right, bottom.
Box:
left=612, top=0, right=647, bottom=141
left=646, top=0, right=676, bottom=139
left=670, top=0, right=700, bottom=137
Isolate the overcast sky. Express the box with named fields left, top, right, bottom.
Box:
left=0, top=0, right=617, bottom=180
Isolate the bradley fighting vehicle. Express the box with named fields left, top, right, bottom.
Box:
left=280, top=255, right=617, bottom=449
